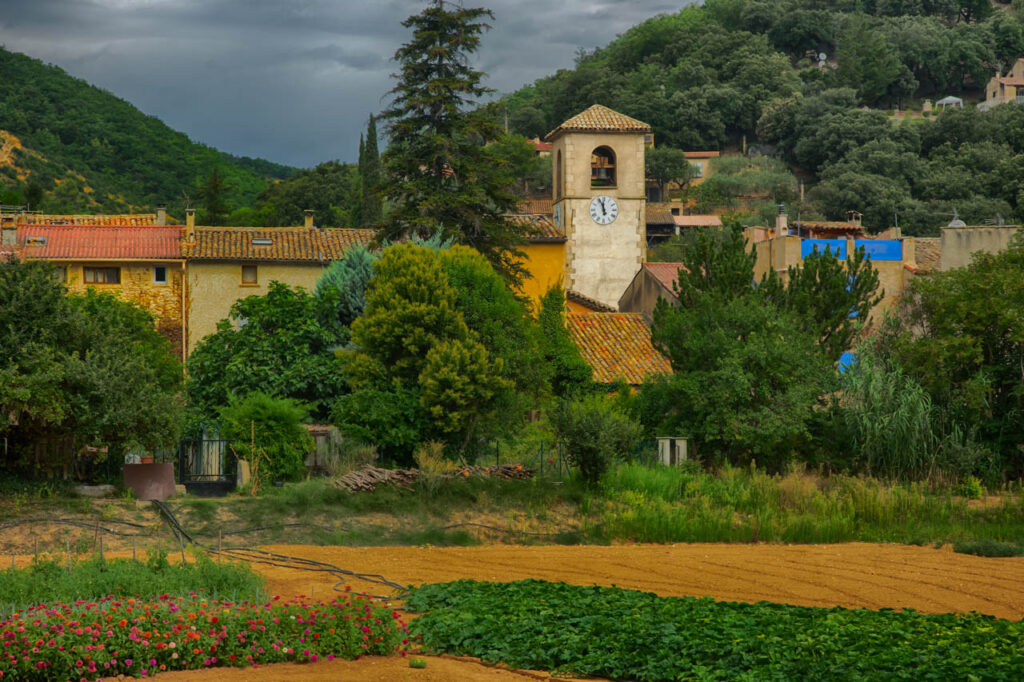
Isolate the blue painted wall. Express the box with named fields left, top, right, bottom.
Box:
left=854, top=240, right=902, bottom=261
left=801, top=239, right=847, bottom=259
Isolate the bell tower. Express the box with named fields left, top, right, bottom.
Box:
left=547, top=104, right=650, bottom=308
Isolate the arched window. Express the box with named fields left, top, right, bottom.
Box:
left=556, top=150, right=563, bottom=199
left=591, top=146, right=616, bottom=187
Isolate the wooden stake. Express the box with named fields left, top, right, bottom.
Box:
left=65, top=535, right=71, bottom=576
left=177, top=531, right=186, bottom=565
left=132, top=536, right=136, bottom=562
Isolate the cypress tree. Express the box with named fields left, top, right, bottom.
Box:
left=361, top=116, right=382, bottom=226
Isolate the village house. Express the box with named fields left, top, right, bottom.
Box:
left=180, top=209, right=374, bottom=354
left=980, top=58, right=1024, bottom=111
left=4, top=213, right=187, bottom=358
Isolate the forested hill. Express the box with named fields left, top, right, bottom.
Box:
left=0, top=47, right=296, bottom=217
left=494, top=0, right=1024, bottom=234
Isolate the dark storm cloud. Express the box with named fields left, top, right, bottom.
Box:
left=0, top=0, right=693, bottom=167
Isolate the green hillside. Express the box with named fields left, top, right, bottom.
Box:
left=0, top=47, right=296, bottom=218
left=492, top=0, right=1024, bottom=234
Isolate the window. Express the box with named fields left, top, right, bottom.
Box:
left=153, top=265, right=168, bottom=284
left=691, top=161, right=703, bottom=178
left=591, top=146, right=616, bottom=187
left=556, top=151, right=563, bottom=199
left=52, top=266, right=67, bottom=283
left=241, top=265, right=258, bottom=285
left=84, top=267, right=120, bottom=284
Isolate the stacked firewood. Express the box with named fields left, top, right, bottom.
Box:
left=333, top=464, right=536, bottom=493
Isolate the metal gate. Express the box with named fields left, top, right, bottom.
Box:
left=177, top=439, right=237, bottom=496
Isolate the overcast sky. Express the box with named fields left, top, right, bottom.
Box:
left=0, top=0, right=691, bottom=168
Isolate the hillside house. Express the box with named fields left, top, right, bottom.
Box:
left=980, top=58, right=1024, bottom=111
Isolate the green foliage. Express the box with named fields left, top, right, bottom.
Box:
left=379, top=2, right=529, bottom=282
left=883, top=235, right=1024, bottom=476
left=644, top=146, right=696, bottom=200
left=550, top=394, right=641, bottom=484
left=0, top=549, right=263, bottom=604
left=408, top=579, right=1024, bottom=681
left=0, top=261, right=182, bottom=476
left=762, top=245, right=882, bottom=362
left=642, top=224, right=852, bottom=469
left=337, top=243, right=533, bottom=462
left=236, top=161, right=359, bottom=227
left=536, top=285, right=593, bottom=397
left=219, top=391, right=313, bottom=483
left=953, top=539, right=1024, bottom=557
left=186, top=282, right=347, bottom=425
left=314, top=245, right=379, bottom=327
left=358, top=116, right=383, bottom=227
left=198, top=166, right=230, bottom=225
left=0, top=47, right=294, bottom=217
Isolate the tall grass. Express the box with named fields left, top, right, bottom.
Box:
left=595, top=463, right=1024, bottom=545
left=0, top=549, right=264, bottom=606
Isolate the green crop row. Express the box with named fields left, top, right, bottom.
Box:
left=407, top=580, right=1024, bottom=681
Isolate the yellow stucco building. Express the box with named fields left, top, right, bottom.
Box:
left=180, top=210, right=374, bottom=354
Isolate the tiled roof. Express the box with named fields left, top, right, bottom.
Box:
left=566, top=290, right=616, bottom=312
left=646, top=204, right=675, bottom=225
left=567, top=313, right=672, bottom=385
left=913, top=238, right=941, bottom=272
left=674, top=215, right=722, bottom=228
left=508, top=214, right=564, bottom=242
left=20, top=214, right=159, bottom=226
left=684, top=151, right=720, bottom=159
left=793, top=220, right=862, bottom=231
left=643, top=262, right=684, bottom=294
left=183, top=227, right=376, bottom=262
left=528, top=137, right=553, bottom=152
left=518, top=198, right=553, bottom=215
left=17, top=225, right=183, bottom=259
left=545, top=104, right=652, bottom=141
left=996, top=77, right=1024, bottom=86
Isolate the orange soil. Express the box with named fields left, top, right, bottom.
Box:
left=11, top=542, right=1024, bottom=681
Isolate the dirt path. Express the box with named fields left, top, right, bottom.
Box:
left=257, top=542, right=1024, bottom=620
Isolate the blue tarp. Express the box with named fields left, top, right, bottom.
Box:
left=854, top=239, right=902, bottom=261
left=838, top=352, right=856, bottom=373
left=801, top=239, right=847, bottom=259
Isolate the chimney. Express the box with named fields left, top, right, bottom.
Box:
left=156, top=205, right=167, bottom=226
left=185, top=208, right=196, bottom=241
left=304, top=209, right=315, bottom=229
left=775, top=204, right=788, bottom=238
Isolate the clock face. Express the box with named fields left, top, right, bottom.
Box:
left=589, top=195, right=618, bottom=225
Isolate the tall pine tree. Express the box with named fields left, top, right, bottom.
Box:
left=379, top=0, right=527, bottom=283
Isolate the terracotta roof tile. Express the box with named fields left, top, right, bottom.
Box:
left=996, top=77, right=1024, bottom=86
left=508, top=214, right=564, bottom=242
left=646, top=206, right=675, bottom=225
left=21, top=214, right=159, bottom=226
left=546, top=104, right=651, bottom=141
left=183, top=227, right=375, bottom=262
left=17, top=225, right=183, bottom=259
left=566, top=290, right=616, bottom=312
left=643, top=262, right=684, bottom=294
left=567, top=313, right=672, bottom=385
left=684, top=151, right=720, bottom=159
left=518, top=198, right=553, bottom=215
left=674, top=215, right=722, bottom=228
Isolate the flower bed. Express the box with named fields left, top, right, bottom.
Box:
left=0, top=590, right=407, bottom=681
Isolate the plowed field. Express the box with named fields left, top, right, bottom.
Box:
left=18, top=542, right=1024, bottom=680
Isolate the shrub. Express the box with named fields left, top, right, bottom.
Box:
left=220, top=392, right=313, bottom=483
left=550, top=394, right=641, bottom=484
